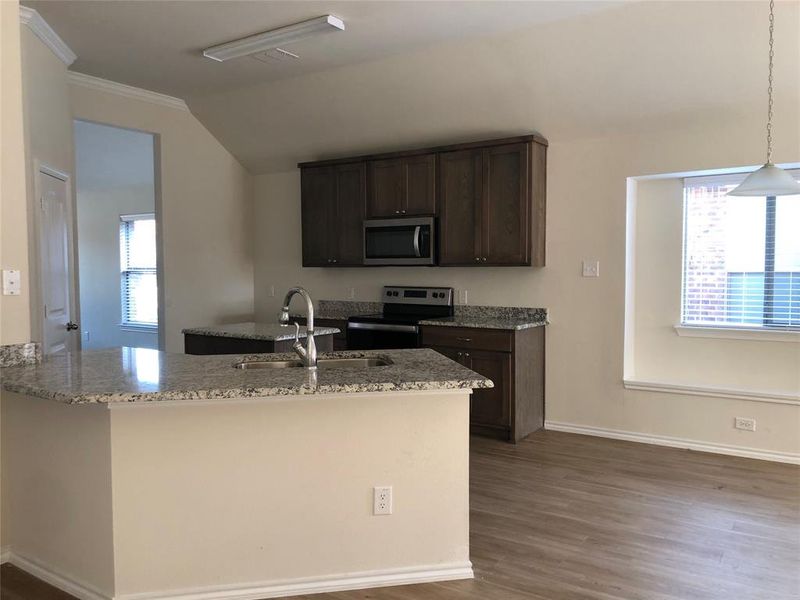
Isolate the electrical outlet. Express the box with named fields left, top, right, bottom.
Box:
left=348, top=287, right=356, bottom=300
left=582, top=260, right=600, bottom=278
left=373, top=486, right=392, bottom=515
left=2, top=269, right=21, bottom=295
left=734, top=417, right=756, bottom=432
left=83, top=331, right=90, bottom=342
left=457, top=289, right=469, bottom=305
left=269, top=285, right=275, bottom=297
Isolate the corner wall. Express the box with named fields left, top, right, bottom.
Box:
left=69, top=82, right=255, bottom=352
left=0, top=0, right=31, bottom=345
left=19, top=24, right=77, bottom=346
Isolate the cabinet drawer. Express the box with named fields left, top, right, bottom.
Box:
left=420, top=326, right=512, bottom=353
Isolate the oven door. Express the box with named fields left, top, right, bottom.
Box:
left=363, top=218, right=435, bottom=266
left=346, top=321, right=420, bottom=349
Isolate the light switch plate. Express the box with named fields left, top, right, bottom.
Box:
left=582, top=260, right=600, bottom=278
left=2, top=269, right=21, bottom=295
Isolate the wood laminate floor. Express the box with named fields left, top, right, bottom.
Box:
left=2, top=431, right=798, bottom=600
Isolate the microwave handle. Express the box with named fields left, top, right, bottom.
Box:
left=413, top=226, right=422, bottom=258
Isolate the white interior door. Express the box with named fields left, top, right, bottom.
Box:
left=39, top=169, right=77, bottom=355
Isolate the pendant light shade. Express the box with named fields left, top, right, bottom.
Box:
left=728, top=163, right=800, bottom=196
left=728, top=0, right=799, bottom=197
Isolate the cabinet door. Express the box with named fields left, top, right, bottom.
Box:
left=439, top=149, right=482, bottom=266
left=403, top=154, right=436, bottom=216
left=301, top=166, right=333, bottom=267
left=466, top=349, right=510, bottom=429
left=333, top=162, right=366, bottom=266
left=426, top=345, right=461, bottom=363
left=483, top=143, right=530, bottom=265
left=367, top=158, right=403, bottom=218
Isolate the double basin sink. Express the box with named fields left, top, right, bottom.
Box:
left=234, top=357, right=391, bottom=370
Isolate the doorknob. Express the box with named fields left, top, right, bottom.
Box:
left=66, top=321, right=79, bottom=331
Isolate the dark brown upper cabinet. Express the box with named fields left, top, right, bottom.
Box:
left=366, top=154, right=436, bottom=218
left=439, top=141, right=545, bottom=267
left=301, top=162, right=365, bottom=267
left=299, top=134, right=546, bottom=268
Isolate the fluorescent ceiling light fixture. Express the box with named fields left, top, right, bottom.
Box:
left=203, top=15, right=345, bottom=62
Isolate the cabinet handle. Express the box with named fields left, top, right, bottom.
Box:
left=482, top=257, right=487, bottom=262
left=401, top=210, right=406, bottom=214
left=395, top=210, right=401, bottom=214
left=464, top=353, right=470, bottom=358
left=456, top=337, right=471, bottom=342
left=332, top=258, right=337, bottom=264
left=474, top=257, right=480, bottom=262
left=457, top=351, right=463, bottom=358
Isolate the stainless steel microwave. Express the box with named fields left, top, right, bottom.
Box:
left=363, top=217, right=435, bottom=266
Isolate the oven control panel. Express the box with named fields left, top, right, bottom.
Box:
left=383, top=286, right=454, bottom=306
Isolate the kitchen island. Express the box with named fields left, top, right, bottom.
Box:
left=182, top=321, right=340, bottom=355
left=1, top=347, right=490, bottom=600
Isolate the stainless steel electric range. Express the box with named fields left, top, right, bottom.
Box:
left=346, top=285, right=454, bottom=349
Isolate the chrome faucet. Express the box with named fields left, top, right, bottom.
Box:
left=278, top=287, right=317, bottom=369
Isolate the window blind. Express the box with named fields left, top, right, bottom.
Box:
left=681, top=171, right=800, bottom=329
left=120, top=214, right=158, bottom=327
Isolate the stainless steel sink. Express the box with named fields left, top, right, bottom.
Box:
left=233, top=360, right=304, bottom=369
left=317, top=357, right=391, bottom=368
left=233, top=357, right=392, bottom=370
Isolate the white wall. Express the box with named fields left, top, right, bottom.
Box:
left=630, top=178, right=800, bottom=393
left=254, top=120, right=800, bottom=461
left=0, top=0, right=30, bottom=346
left=19, top=23, right=77, bottom=346
left=69, top=83, right=255, bottom=352
left=75, top=120, right=158, bottom=350
left=242, top=0, right=800, bottom=462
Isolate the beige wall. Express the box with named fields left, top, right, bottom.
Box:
left=1, top=392, right=115, bottom=595
left=254, top=118, right=800, bottom=459
left=3, top=390, right=470, bottom=597
left=631, top=178, right=800, bottom=392
left=69, top=84, right=255, bottom=352
left=110, top=391, right=469, bottom=595
left=19, top=25, right=77, bottom=345
left=0, top=0, right=31, bottom=345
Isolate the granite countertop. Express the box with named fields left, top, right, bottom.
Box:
left=0, top=347, right=492, bottom=404
left=182, top=322, right=339, bottom=341
left=304, top=301, right=549, bottom=331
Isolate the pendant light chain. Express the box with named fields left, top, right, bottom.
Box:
left=766, top=0, right=775, bottom=164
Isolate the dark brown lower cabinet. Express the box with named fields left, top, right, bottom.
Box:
left=422, top=325, right=544, bottom=442
left=184, top=333, right=334, bottom=355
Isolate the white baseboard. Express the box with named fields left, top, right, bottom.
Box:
left=5, top=550, right=109, bottom=600
left=4, top=548, right=471, bottom=600
left=545, top=421, right=800, bottom=465
left=117, top=562, right=473, bottom=600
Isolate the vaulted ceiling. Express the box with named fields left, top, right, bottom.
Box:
left=26, top=1, right=800, bottom=173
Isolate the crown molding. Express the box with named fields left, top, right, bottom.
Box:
left=19, top=6, right=77, bottom=66
left=68, top=72, right=189, bottom=112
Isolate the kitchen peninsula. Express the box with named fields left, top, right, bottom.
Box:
left=1, top=347, right=490, bottom=599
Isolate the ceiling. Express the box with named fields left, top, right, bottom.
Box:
left=27, top=0, right=623, bottom=99
left=26, top=1, right=800, bottom=174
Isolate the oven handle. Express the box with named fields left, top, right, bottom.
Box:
left=347, top=322, right=419, bottom=333
left=413, top=225, right=422, bottom=258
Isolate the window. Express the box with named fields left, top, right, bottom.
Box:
left=681, top=171, right=800, bottom=330
left=120, top=214, right=158, bottom=328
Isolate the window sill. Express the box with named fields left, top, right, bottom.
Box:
left=119, top=323, right=158, bottom=333
left=674, top=325, right=800, bottom=343
left=623, top=378, right=800, bottom=406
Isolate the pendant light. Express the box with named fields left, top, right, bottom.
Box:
left=729, top=0, right=800, bottom=196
